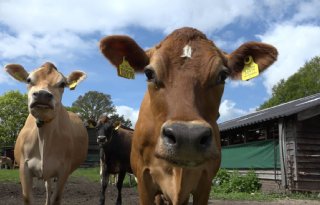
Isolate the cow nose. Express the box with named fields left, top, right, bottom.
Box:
left=33, top=90, right=53, bottom=100
left=97, top=135, right=107, bottom=143
left=161, top=122, right=212, bottom=150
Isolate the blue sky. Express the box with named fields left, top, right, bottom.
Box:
left=1, top=0, right=320, bottom=126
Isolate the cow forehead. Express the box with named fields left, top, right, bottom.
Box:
left=29, top=64, right=64, bottom=83
left=149, top=34, right=223, bottom=84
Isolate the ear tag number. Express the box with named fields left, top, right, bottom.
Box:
left=241, top=56, right=259, bottom=81
left=118, top=57, right=135, bottom=79
left=69, top=81, right=78, bottom=90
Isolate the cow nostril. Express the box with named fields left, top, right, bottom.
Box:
left=199, top=129, right=212, bottom=147
left=42, top=91, right=53, bottom=99
left=162, top=127, right=176, bottom=145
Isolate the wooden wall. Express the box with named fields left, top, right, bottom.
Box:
left=82, top=128, right=99, bottom=167
left=294, top=114, right=320, bottom=192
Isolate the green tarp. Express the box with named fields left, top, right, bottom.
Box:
left=221, top=139, right=280, bottom=169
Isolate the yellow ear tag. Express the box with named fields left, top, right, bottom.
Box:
left=118, top=57, right=135, bottom=79
left=69, top=81, right=78, bottom=90
left=113, top=121, right=121, bottom=131
left=241, top=56, right=259, bottom=81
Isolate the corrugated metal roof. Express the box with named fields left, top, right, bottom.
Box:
left=219, top=93, right=320, bottom=131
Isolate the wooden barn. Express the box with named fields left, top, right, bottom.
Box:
left=84, top=127, right=100, bottom=167
left=218, top=93, right=320, bottom=192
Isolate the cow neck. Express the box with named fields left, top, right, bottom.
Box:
left=36, top=106, right=64, bottom=159
left=35, top=115, right=55, bottom=128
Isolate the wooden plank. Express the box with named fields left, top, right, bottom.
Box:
left=278, top=118, right=287, bottom=187
left=297, top=162, right=320, bottom=169
left=297, top=105, right=320, bottom=121
left=295, top=138, right=320, bottom=145
left=296, top=157, right=320, bottom=162
left=296, top=144, right=320, bottom=151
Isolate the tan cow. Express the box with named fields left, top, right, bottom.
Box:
left=0, top=156, right=13, bottom=169
left=100, top=27, right=278, bottom=205
left=5, top=62, right=88, bottom=205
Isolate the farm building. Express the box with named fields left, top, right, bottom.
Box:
left=219, top=93, right=320, bottom=192
left=84, top=127, right=100, bottom=167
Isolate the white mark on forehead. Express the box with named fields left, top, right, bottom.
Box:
left=180, top=45, right=192, bottom=58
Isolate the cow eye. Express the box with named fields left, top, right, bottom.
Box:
left=26, top=78, right=31, bottom=84
left=144, top=66, right=156, bottom=82
left=59, top=81, right=67, bottom=88
left=217, top=67, right=230, bottom=84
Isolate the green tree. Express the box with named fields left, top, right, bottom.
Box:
left=110, top=113, right=132, bottom=128
left=259, top=56, right=320, bottom=110
left=71, top=91, right=132, bottom=127
left=72, top=91, right=116, bottom=122
left=0, top=91, right=28, bottom=146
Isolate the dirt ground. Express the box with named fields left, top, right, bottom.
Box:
left=0, top=178, right=319, bottom=205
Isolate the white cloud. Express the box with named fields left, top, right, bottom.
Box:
left=228, top=79, right=255, bottom=88
left=218, top=99, right=250, bottom=123
left=258, top=24, right=320, bottom=94
left=115, top=105, right=139, bottom=128
left=0, top=70, right=11, bottom=84
left=0, top=0, right=257, bottom=61
left=292, top=0, right=320, bottom=23
left=0, top=31, right=95, bottom=62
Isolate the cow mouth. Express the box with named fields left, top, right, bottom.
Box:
left=30, top=102, right=53, bottom=109
left=155, top=153, right=204, bottom=167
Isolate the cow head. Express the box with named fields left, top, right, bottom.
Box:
left=100, top=27, right=277, bottom=168
left=96, top=115, right=121, bottom=145
left=5, top=62, right=86, bottom=123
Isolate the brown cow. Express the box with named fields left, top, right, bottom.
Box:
left=5, top=62, right=88, bottom=205
left=100, top=27, right=277, bottom=204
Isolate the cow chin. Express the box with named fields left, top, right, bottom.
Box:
left=155, top=152, right=206, bottom=168
left=30, top=106, right=56, bottom=122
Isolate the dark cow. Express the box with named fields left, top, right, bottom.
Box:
left=99, top=27, right=278, bottom=204
left=96, top=115, right=133, bottom=205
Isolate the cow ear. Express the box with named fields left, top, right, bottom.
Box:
left=224, top=42, right=278, bottom=79
left=4, top=64, right=29, bottom=83
left=100, top=35, right=149, bottom=72
left=66, top=71, right=87, bottom=90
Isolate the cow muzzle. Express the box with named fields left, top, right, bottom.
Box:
left=155, top=121, right=214, bottom=167
left=30, top=90, right=54, bottom=110
left=97, top=135, right=107, bottom=144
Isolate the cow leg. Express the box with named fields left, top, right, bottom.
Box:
left=137, top=170, right=158, bottom=205
left=192, top=183, right=211, bottom=205
left=99, top=165, right=109, bottom=205
left=154, top=194, right=168, bottom=205
left=45, top=179, right=53, bottom=205
left=115, top=171, right=126, bottom=205
left=50, top=174, right=68, bottom=205
left=20, top=160, right=34, bottom=205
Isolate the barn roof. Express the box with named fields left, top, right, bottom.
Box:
left=219, top=93, right=320, bottom=131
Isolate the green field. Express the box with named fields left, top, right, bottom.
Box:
left=0, top=167, right=136, bottom=187
left=0, top=168, right=318, bottom=201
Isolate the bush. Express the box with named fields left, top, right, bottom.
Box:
left=213, top=169, right=261, bottom=193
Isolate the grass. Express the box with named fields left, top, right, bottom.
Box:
left=70, top=167, right=100, bottom=182
left=1, top=168, right=318, bottom=201
left=210, top=191, right=320, bottom=202
left=0, top=167, right=136, bottom=187
left=0, top=169, right=19, bottom=183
